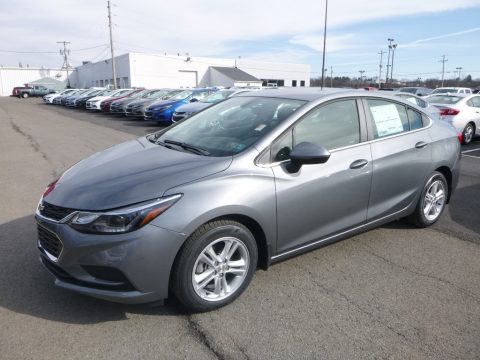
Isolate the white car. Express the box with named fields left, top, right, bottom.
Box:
left=85, top=89, right=134, bottom=110
left=394, top=92, right=441, bottom=120
left=42, top=89, right=78, bottom=104
left=425, top=93, right=480, bottom=144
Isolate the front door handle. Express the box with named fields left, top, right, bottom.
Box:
left=350, top=159, right=369, bottom=169
left=415, top=141, right=429, bottom=149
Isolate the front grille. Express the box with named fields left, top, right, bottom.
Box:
left=38, top=224, right=63, bottom=258
left=40, top=201, right=75, bottom=221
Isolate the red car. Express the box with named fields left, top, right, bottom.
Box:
left=100, top=88, right=144, bottom=112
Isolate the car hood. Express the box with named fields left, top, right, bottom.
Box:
left=89, top=96, right=109, bottom=102
left=175, top=102, right=212, bottom=113
left=148, top=100, right=180, bottom=109
left=44, top=136, right=232, bottom=210
left=129, top=99, right=154, bottom=107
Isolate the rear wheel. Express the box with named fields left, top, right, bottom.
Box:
left=171, top=220, right=258, bottom=312
left=408, top=171, right=448, bottom=228
left=462, top=123, right=474, bottom=144
left=21, top=92, right=29, bottom=98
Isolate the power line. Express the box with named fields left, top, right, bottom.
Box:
left=439, top=55, right=448, bottom=86
left=57, top=41, right=71, bottom=87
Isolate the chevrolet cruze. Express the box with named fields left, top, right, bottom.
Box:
left=36, top=88, right=461, bottom=312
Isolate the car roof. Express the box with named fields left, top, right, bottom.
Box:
left=235, top=88, right=355, bottom=101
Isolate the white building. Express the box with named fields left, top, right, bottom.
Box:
left=0, top=67, right=71, bottom=96
left=74, top=53, right=310, bottom=89
left=1, top=53, right=310, bottom=95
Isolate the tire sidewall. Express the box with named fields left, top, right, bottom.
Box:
left=173, top=222, right=258, bottom=312
left=462, top=124, right=473, bottom=144
left=417, top=172, right=448, bottom=226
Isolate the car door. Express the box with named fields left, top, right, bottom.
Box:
left=271, top=99, right=372, bottom=254
left=364, top=98, right=433, bottom=221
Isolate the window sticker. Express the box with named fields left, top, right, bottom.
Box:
left=370, top=103, right=404, bottom=137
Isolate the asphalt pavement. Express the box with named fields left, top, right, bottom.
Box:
left=0, top=97, right=479, bottom=360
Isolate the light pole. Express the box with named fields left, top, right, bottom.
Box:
left=386, top=38, right=394, bottom=85
left=456, top=66, right=463, bottom=84
left=359, top=70, right=365, bottom=85
left=378, top=50, right=385, bottom=88
left=320, top=0, right=328, bottom=89
left=330, top=66, right=333, bottom=87
left=390, top=43, right=397, bottom=86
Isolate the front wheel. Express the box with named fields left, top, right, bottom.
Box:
left=462, top=123, right=474, bottom=145
left=171, top=220, right=258, bottom=312
left=408, top=171, right=448, bottom=228
left=21, top=92, right=29, bottom=98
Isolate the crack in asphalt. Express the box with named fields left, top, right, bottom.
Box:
left=294, top=263, right=463, bottom=360
left=361, top=243, right=480, bottom=305
left=4, top=111, right=59, bottom=180
left=186, top=316, right=226, bottom=360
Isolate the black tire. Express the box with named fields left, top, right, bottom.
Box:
left=462, top=123, right=475, bottom=145
left=170, top=220, right=258, bottom=312
left=22, top=92, right=29, bottom=99
left=408, top=171, right=448, bottom=228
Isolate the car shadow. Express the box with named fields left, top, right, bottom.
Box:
left=0, top=215, right=183, bottom=324
left=447, top=182, right=480, bottom=235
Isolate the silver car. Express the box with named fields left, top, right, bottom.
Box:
left=35, top=89, right=461, bottom=312
left=425, top=93, right=480, bottom=144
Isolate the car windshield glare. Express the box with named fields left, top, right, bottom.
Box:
left=428, top=95, right=463, bottom=104
left=202, top=90, right=236, bottom=103
left=169, top=90, right=193, bottom=100
left=156, top=96, right=305, bottom=157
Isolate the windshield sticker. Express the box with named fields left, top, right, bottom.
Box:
left=230, top=143, right=246, bottom=152
left=254, top=124, right=267, bottom=131
left=370, top=104, right=404, bottom=137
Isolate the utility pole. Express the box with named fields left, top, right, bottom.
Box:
left=107, top=0, right=117, bottom=89
left=439, top=55, right=448, bottom=87
left=390, top=43, right=397, bottom=86
left=378, top=50, right=386, bottom=88
left=455, top=66, right=463, bottom=83
left=359, top=70, right=365, bottom=84
left=57, top=41, right=71, bottom=88
left=320, top=0, right=328, bottom=89
left=386, top=38, right=394, bottom=85
left=330, top=66, right=333, bottom=87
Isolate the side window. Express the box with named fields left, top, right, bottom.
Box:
left=470, top=97, right=480, bottom=107
left=294, top=100, right=360, bottom=150
left=271, top=130, right=293, bottom=162
left=367, top=99, right=409, bottom=138
left=407, top=108, right=423, bottom=130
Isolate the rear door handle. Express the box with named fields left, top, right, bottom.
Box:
left=415, top=141, right=429, bottom=149
left=350, top=159, right=369, bottom=169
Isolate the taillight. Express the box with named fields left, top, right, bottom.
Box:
left=440, top=108, right=460, bottom=116
left=457, top=132, right=463, bottom=144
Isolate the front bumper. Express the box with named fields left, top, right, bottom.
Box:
left=144, top=109, right=173, bottom=123
left=35, top=215, right=186, bottom=304
left=86, top=102, right=101, bottom=110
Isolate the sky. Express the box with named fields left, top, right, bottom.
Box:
left=1, top=0, right=480, bottom=81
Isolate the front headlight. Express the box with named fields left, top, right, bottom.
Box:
left=69, top=194, right=182, bottom=234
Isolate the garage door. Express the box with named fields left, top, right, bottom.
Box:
left=178, top=71, right=197, bottom=87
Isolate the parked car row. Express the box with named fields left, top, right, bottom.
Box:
left=43, top=86, right=256, bottom=125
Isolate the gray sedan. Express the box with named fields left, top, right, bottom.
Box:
left=35, top=89, right=461, bottom=312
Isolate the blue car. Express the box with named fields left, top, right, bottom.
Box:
left=144, top=88, right=217, bottom=124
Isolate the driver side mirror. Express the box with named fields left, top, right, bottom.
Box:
left=190, top=98, right=199, bottom=102
left=287, top=142, right=330, bottom=172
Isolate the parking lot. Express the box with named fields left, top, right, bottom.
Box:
left=0, top=96, right=479, bottom=359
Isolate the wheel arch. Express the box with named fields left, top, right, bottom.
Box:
left=435, top=166, right=453, bottom=203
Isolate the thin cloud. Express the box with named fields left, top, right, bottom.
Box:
left=400, top=27, right=480, bottom=48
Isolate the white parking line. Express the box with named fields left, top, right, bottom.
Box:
left=461, top=148, right=480, bottom=159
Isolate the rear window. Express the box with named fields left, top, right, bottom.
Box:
left=432, top=88, right=456, bottom=94
left=427, top=95, right=463, bottom=104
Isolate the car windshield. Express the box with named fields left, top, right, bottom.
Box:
left=154, top=96, right=306, bottom=156
left=130, top=90, right=148, bottom=98
left=398, top=88, right=417, bottom=94
left=432, top=88, right=456, bottom=94
left=201, top=90, right=236, bottom=103
left=96, top=90, right=112, bottom=96
left=427, top=95, right=463, bottom=104
left=142, top=89, right=166, bottom=99
left=169, top=90, right=194, bottom=101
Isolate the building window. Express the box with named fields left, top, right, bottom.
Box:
left=122, top=77, right=129, bottom=88
left=261, top=79, right=285, bottom=88
left=300, top=80, right=305, bottom=87
left=292, top=80, right=297, bottom=87
left=100, top=80, right=104, bottom=86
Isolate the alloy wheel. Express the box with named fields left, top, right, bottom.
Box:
left=192, top=237, right=249, bottom=302
left=423, top=179, right=446, bottom=221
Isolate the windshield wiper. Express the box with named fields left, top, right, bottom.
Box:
left=157, top=139, right=210, bottom=156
